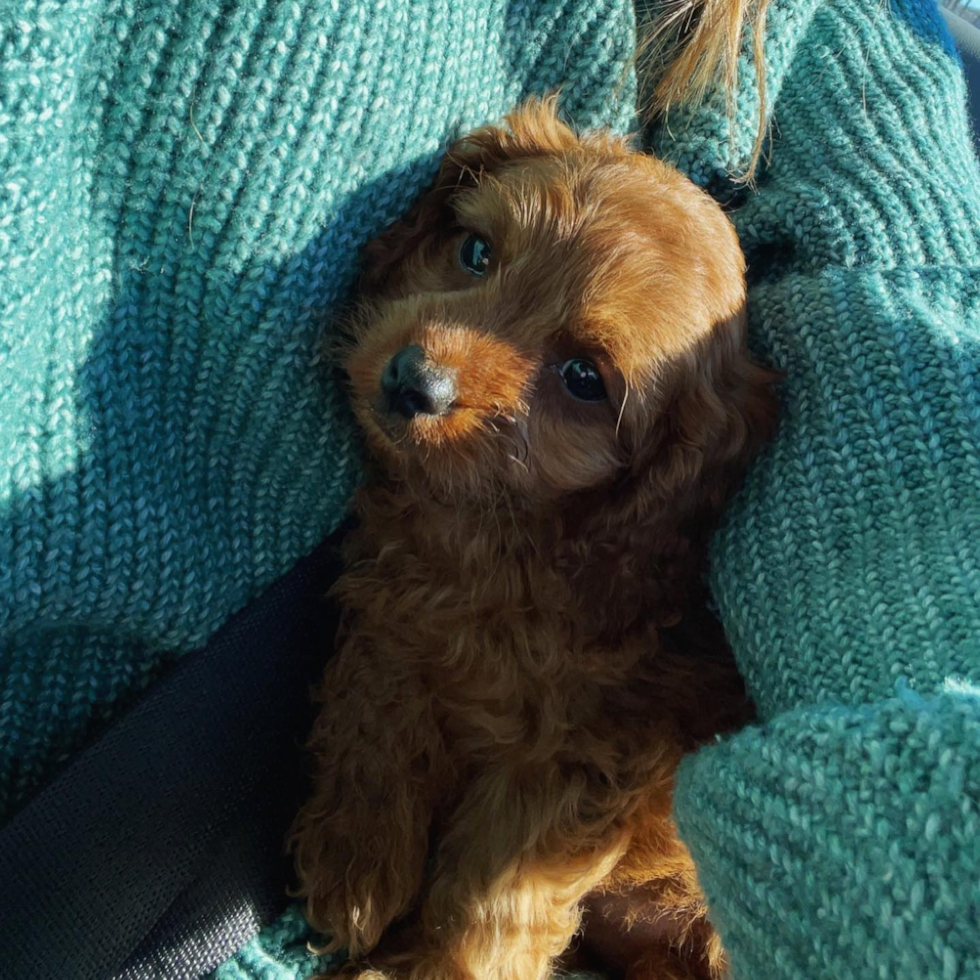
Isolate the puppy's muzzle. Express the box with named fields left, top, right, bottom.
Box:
left=381, top=345, right=457, bottom=420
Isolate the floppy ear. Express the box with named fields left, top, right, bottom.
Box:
left=361, top=95, right=583, bottom=293
left=637, top=306, right=778, bottom=521
left=562, top=307, right=778, bottom=638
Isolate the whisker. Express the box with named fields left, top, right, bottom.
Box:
left=616, top=382, right=631, bottom=440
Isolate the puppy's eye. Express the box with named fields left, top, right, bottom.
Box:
left=459, top=234, right=492, bottom=276
left=559, top=359, right=607, bottom=402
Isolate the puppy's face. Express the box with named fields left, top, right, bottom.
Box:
left=347, top=100, right=770, bottom=512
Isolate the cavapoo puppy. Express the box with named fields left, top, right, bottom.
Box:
left=289, top=98, right=777, bottom=980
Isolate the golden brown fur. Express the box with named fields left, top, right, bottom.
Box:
left=289, top=98, right=777, bottom=980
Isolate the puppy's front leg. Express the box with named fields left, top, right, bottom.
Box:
left=377, top=764, right=631, bottom=980
left=289, top=647, right=446, bottom=958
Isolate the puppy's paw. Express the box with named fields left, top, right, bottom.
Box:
left=300, top=857, right=391, bottom=955
left=320, top=960, right=395, bottom=980
left=291, top=675, right=442, bottom=961
left=292, top=809, right=428, bottom=958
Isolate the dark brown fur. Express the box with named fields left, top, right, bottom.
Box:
left=289, top=98, right=777, bottom=980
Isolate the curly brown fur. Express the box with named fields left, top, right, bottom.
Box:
left=289, top=97, right=777, bottom=980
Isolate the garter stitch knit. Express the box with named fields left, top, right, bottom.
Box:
left=0, top=0, right=635, bottom=822
left=647, top=1, right=980, bottom=977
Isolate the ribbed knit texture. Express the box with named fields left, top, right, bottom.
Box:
left=0, top=0, right=635, bottom=821
left=647, top=1, right=980, bottom=977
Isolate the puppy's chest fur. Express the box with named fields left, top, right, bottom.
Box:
left=332, top=487, right=705, bottom=777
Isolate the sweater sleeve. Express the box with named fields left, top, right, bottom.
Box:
left=0, top=0, right=636, bottom=818
left=650, top=1, right=980, bottom=977
left=677, top=689, right=980, bottom=979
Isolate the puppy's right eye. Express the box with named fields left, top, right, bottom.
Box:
left=459, top=234, right=492, bottom=276
left=558, top=359, right=607, bottom=402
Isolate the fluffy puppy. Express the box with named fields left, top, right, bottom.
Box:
left=289, top=98, right=777, bottom=980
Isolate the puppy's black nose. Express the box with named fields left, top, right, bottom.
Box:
left=381, top=345, right=456, bottom=419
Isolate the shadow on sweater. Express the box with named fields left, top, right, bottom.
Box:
left=0, top=161, right=441, bottom=816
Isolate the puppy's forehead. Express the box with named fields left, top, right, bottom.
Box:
left=454, top=155, right=661, bottom=244
left=451, top=154, right=741, bottom=375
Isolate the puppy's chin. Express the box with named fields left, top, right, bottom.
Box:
left=353, top=400, right=423, bottom=465
left=358, top=399, right=421, bottom=447
left=352, top=396, right=535, bottom=505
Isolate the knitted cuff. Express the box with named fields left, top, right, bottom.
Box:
left=674, top=687, right=980, bottom=980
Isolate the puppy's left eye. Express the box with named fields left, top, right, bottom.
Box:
left=559, top=359, right=607, bottom=402
left=459, top=234, right=492, bottom=276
